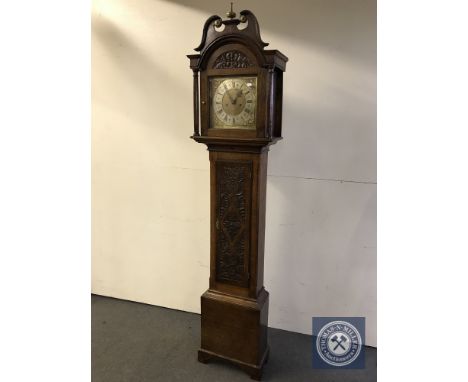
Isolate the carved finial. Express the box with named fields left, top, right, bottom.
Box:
left=226, top=2, right=236, bottom=19
left=193, top=10, right=269, bottom=52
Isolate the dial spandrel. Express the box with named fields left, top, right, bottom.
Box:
left=210, top=77, right=257, bottom=130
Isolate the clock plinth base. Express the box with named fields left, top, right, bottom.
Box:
left=198, top=347, right=269, bottom=380
left=198, top=289, right=269, bottom=380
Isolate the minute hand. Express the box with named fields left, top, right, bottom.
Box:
left=223, top=83, right=236, bottom=104
left=233, top=89, right=243, bottom=104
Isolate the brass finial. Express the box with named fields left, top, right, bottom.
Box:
left=226, top=2, right=236, bottom=19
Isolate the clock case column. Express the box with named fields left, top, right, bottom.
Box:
left=197, top=147, right=269, bottom=380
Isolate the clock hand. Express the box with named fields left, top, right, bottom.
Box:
left=223, top=83, right=236, bottom=104
left=232, top=89, right=243, bottom=104
left=227, top=90, right=236, bottom=104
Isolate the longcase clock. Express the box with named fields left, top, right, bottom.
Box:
left=187, top=6, right=288, bottom=380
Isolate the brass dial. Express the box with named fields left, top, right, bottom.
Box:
left=210, top=77, right=257, bottom=129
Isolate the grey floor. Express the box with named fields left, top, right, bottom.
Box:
left=92, top=295, right=376, bottom=382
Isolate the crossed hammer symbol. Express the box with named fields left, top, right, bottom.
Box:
left=330, top=334, right=348, bottom=351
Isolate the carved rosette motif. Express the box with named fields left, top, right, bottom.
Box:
left=215, top=161, right=252, bottom=286
left=212, top=50, right=253, bottom=69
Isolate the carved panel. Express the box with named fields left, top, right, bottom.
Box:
left=212, top=50, right=253, bottom=69
left=215, top=161, right=252, bottom=286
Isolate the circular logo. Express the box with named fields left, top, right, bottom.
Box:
left=316, top=320, right=362, bottom=366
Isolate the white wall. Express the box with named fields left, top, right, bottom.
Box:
left=92, top=0, right=376, bottom=346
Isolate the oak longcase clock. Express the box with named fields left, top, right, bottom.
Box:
left=187, top=6, right=288, bottom=380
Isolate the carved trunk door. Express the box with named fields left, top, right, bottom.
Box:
left=214, top=160, right=252, bottom=287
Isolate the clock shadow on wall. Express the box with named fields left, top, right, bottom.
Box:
left=180, top=0, right=377, bottom=379
left=179, top=0, right=377, bottom=306
left=176, top=0, right=376, bottom=177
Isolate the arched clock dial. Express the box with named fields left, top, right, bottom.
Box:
left=210, top=76, right=257, bottom=129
